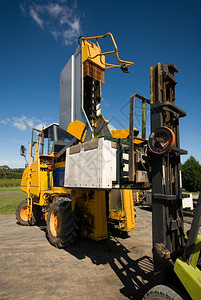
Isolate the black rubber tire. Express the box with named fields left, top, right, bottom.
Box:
left=46, top=197, right=79, bottom=249
left=142, top=285, right=184, bottom=300
left=16, top=199, right=35, bottom=226
left=32, top=204, right=43, bottom=224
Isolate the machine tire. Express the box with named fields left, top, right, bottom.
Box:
left=16, top=199, right=35, bottom=226
left=46, top=197, right=79, bottom=248
left=32, top=204, right=43, bottom=224
left=142, top=285, right=185, bottom=300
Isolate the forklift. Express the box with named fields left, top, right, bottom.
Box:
left=143, top=63, right=201, bottom=299
left=17, top=33, right=201, bottom=299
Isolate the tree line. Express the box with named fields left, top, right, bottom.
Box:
left=181, top=156, right=201, bottom=192
left=0, top=166, right=24, bottom=179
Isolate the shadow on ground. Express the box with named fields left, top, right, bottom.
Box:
left=63, top=236, right=154, bottom=299
left=35, top=211, right=154, bottom=299
left=38, top=227, right=153, bottom=300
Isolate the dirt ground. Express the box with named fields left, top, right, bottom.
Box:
left=0, top=206, right=191, bottom=300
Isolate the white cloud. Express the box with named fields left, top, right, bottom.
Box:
left=35, top=122, right=47, bottom=130
left=30, top=8, right=44, bottom=29
left=51, top=30, right=59, bottom=41
left=70, top=17, right=80, bottom=33
left=13, top=121, right=27, bottom=130
left=26, top=119, right=34, bottom=128
left=108, top=124, right=117, bottom=131
left=1, top=116, right=47, bottom=131
left=63, top=28, right=78, bottom=46
left=20, top=1, right=82, bottom=46
left=12, top=116, right=27, bottom=130
left=1, top=118, right=10, bottom=124
left=46, top=3, right=63, bottom=17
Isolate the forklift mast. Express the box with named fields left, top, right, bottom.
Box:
left=149, top=63, right=187, bottom=282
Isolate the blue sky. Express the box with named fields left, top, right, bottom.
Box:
left=1, top=0, right=201, bottom=168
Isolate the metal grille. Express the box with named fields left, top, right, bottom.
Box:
left=83, top=61, right=105, bottom=84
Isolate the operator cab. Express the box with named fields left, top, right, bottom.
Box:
left=20, top=123, right=74, bottom=165
left=41, top=123, right=72, bottom=155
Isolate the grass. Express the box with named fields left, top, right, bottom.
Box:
left=0, top=178, right=21, bottom=188
left=182, top=189, right=199, bottom=196
left=0, top=192, right=25, bottom=215
left=0, top=186, right=21, bottom=191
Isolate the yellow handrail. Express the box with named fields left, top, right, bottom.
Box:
left=81, top=32, right=134, bottom=70
left=34, top=129, right=43, bottom=161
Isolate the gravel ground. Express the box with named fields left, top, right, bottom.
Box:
left=0, top=206, right=191, bottom=300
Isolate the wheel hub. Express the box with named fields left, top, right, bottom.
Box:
left=49, top=210, right=61, bottom=237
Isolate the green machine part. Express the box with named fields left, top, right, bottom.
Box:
left=174, top=191, right=201, bottom=299
left=174, top=233, right=201, bottom=299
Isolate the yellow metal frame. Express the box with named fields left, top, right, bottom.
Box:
left=71, top=190, right=108, bottom=240
left=111, top=128, right=144, bottom=144
left=20, top=128, right=72, bottom=219
left=82, top=32, right=134, bottom=70
left=109, top=189, right=136, bottom=232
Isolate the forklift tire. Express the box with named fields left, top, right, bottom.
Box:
left=46, top=197, right=79, bottom=249
left=142, top=285, right=185, bottom=300
left=16, top=199, right=35, bottom=226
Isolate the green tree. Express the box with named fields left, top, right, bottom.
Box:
left=181, top=156, right=201, bottom=192
left=7, top=168, right=24, bottom=179
left=0, top=165, right=10, bottom=179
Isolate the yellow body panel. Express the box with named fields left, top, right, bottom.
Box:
left=122, top=189, right=136, bottom=231
left=67, top=120, right=86, bottom=141
left=111, top=129, right=143, bottom=144
left=111, top=129, right=130, bottom=139
left=90, top=191, right=108, bottom=240
left=21, top=157, right=60, bottom=204
left=54, top=162, right=65, bottom=168
left=82, top=40, right=105, bottom=70
left=38, top=187, right=71, bottom=207
left=72, top=190, right=108, bottom=240
left=40, top=167, right=53, bottom=192
left=20, top=165, right=31, bottom=193
left=29, top=160, right=40, bottom=197
left=51, top=187, right=71, bottom=195
left=109, top=189, right=136, bottom=232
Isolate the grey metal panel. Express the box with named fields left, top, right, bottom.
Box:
left=59, top=45, right=92, bottom=141
left=59, top=56, right=73, bottom=130
left=74, top=46, right=83, bottom=123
